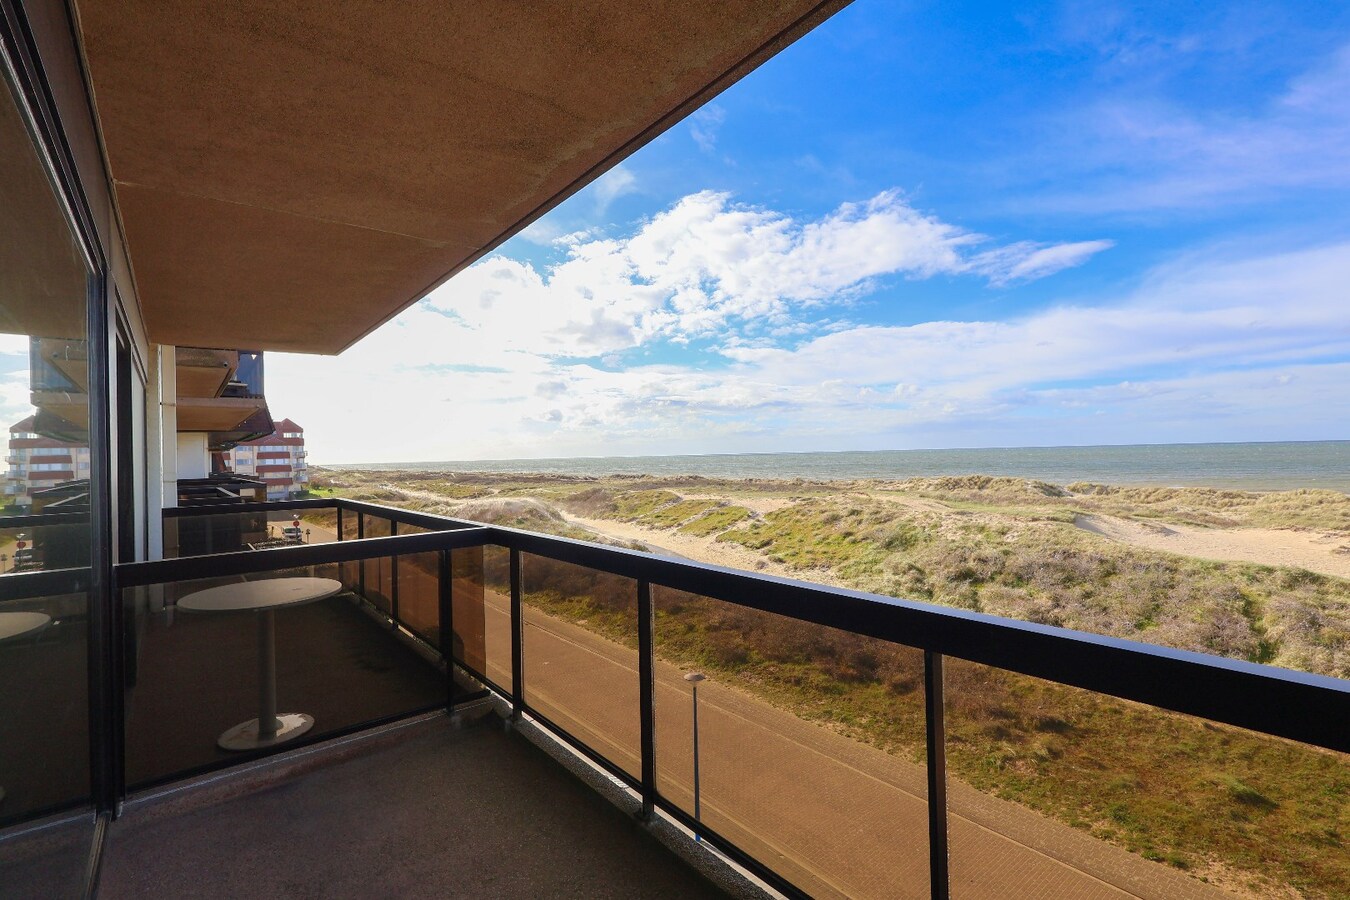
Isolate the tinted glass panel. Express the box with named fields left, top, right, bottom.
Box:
left=478, top=545, right=512, bottom=693
left=652, top=586, right=930, bottom=898
left=944, top=657, right=1350, bottom=899
left=122, top=563, right=443, bottom=787
left=521, top=555, right=640, bottom=778
left=359, top=515, right=392, bottom=615
left=0, top=591, right=88, bottom=825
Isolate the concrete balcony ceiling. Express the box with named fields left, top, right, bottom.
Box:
left=72, top=0, right=849, bottom=354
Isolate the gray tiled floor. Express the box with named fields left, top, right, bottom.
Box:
left=99, top=715, right=728, bottom=899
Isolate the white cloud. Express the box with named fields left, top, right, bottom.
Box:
left=970, top=240, right=1116, bottom=285
left=591, top=165, right=638, bottom=215
left=689, top=104, right=727, bottom=154
left=421, top=189, right=1109, bottom=360
left=1026, top=41, right=1350, bottom=213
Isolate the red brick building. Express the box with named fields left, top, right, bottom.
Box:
left=5, top=416, right=90, bottom=509
left=221, top=418, right=309, bottom=500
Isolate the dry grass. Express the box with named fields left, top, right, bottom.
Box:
left=325, top=468, right=1349, bottom=897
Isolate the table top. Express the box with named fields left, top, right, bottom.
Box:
left=0, top=611, right=52, bottom=641
left=177, top=577, right=342, bottom=613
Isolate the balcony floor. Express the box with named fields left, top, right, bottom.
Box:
left=98, top=712, right=732, bottom=899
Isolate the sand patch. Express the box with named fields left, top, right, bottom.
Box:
left=1075, top=514, right=1350, bottom=579
left=562, top=513, right=848, bottom=588
left=676, top=493, right=793, bottom=515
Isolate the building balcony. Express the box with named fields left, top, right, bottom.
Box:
left=1, top=497, right=1347, bottom=898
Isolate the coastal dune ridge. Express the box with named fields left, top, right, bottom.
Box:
left=310, top=462, right=1350, bottom=681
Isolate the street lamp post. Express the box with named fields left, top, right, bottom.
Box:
left=684, top=671, right=706, bottom=841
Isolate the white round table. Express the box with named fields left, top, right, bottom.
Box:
left=0, top=612, right=51, bottom=803
left=178, top=577, right=340, bottom=751
left=0, top=611, right=50, bottom=642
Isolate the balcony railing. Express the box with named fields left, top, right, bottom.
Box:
left=2, top=496, right=1347, bottom=898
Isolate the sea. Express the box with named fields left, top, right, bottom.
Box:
left=341, top=440, right=1350, bottom=493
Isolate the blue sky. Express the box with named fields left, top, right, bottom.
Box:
left=266, top=1, right=1350, bottom=463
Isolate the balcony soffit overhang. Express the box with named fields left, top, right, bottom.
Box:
left=70, top=0, right=850, bottom=355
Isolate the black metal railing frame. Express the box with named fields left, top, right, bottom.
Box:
left=5, top=495, right=1348, bottom=899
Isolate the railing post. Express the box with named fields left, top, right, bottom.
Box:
left=389, top=521, right=400, bottom=626
left=335, top=506, right=343, bottom=542
left=925, top=650, right=949, bottom=900
left=439, top=548, right=454, bottom=711
left=509, top=548, right=524, bottom=721
left=637, top=579, right=656, bottom=821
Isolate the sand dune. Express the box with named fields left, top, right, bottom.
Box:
left=1074, top=514, right=1350, bottom=579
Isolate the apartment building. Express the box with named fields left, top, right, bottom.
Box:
left=223, top=418, right=309, bottom=500
left=4, top=416, right=90, bottom=509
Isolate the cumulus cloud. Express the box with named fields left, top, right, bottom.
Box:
left=423, top=189, right=1109, bottom=360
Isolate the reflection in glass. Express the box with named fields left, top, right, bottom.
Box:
left=1, top=80, right=91, bottom=571
left=0, top=67, right=93, bottom=830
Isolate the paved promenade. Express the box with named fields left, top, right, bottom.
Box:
left=480, top=590, right=1229, bottom=900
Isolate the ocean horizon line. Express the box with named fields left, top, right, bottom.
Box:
left=322, top=437, right=1350, bottom=469
left=319, top=440, right=1350, bottom=493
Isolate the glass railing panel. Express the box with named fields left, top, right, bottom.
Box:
left=0, top=591, right=89, bottom=826
left=0, top=527, right=35, bottom=574
left=479, top=546, right=512, bottom=693
left=338, top=508, right=359, bottom=590
left=396, top=549, right=440, bottom=646
left=163, top=510, right=270, bottom=557
left=340, top=508, right=359, bottom=542
left=943, top=657, right=1350, bottom=899
left=358, top=516, right=392, bottom=615
left=651, top=586, right=930, bottom=899
left=388, top=522, right=441, bottom=647
left=121, top=562, right=443, bottom=788
left=520, top=554, right=640, bottom=779
left=269, top=510, right=335, bottom=546
left=447, top=547, right=487, bottom=684
left=0, top=813, right=93, bottom=897
left=0, top=523, right=87, bottom=574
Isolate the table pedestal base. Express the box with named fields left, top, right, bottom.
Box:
left=218, top=713, right=314, bottom=751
